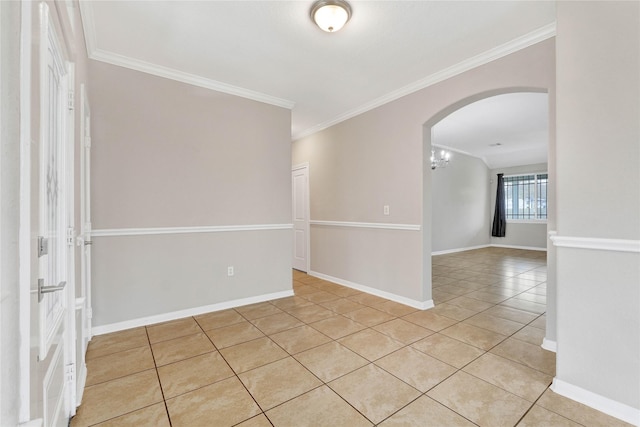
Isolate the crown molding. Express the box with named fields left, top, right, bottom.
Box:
left=293, top=22, right=556, bottom=141
left=78, top=2, right=294, bottom=110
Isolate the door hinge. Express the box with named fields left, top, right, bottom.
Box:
left=68, top=90, right=75, bottom=110
left=65, top=363, right=75, bottom=383
left=87, top=307, right=93, bottom=319
left=67, top=227, right=75, bottom=246
left=38, top=236, right=48, bottom=257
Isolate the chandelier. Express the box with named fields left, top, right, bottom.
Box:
left=431, top=147, right=451, bottom=170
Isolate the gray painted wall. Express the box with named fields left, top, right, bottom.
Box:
left=490, top=163, right=548, bottom=249
left=431, top=151, right=491, bottom=253
left=89, top=61, right=293, bottom=328
left=555, top=0, right=639, bottom=415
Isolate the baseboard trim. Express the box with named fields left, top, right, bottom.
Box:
left=308, top=271, right=434, bottom=310
left=550, top=378, right=640, bottom=426
left=432, top=244, right=546, bottom=255
left=92, top=289, right=294, bottom=336
left=432, top=244, right=491, bottom=256
left=490, top=244, right=547, bottom=252
left=75, top=362, right=87, bottom=407
left=541, top=338, right=557, bottom=352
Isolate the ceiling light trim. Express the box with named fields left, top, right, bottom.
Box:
left=293, top=22, right=556, bottom=140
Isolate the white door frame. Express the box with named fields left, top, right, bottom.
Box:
left=292, top=163, right=310, bottom=272
left=18, top=0, right=32, bottom=421
left=76, top=83, right=92, bottom=406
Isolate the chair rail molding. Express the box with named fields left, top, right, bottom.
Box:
left=91, top=223, right=293, bottom=237
left=550, top=235, right=640, bottom=253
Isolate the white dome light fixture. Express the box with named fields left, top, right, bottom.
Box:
left=310, top=0, right=352, bottom=33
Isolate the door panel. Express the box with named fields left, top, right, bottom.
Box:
left=292, top=165, right=309, bottom=272
left=35, top=4, right=72, bottom=426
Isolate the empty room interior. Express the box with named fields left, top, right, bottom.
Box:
left=0, top=1, right=638, bottom=427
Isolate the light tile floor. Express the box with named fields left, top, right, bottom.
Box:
left=71, top=248, right=633, bottom=427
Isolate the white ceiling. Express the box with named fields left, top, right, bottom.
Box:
left=432, top=92, right=549, bottom=169
left=80, top=1, right=555, bottom=165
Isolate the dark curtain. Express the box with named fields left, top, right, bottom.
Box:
left=492, top=173, right=506, bottom=237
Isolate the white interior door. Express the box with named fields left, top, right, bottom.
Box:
left=37, top=4, right=72, bottom=426
left=292, top=164, right=310, bottom=272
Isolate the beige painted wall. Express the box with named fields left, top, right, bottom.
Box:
left=293, top=38, right=555, bottom=304
left=555, top=1, right=639, bottom=416
left=88, top=61, right=292, bottom=327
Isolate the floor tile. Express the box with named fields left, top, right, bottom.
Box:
left=71, top=370, right=163, bottom=427
left=270, top=296, right=314, bottom=311
left=308, top=315, right=366, bottom=339
left=250, top=311, right=304, bottom=335
left=320, top=298, right=367, bottom=314
left=529, top=314, right=546, bottom=330
left=374, top=300, right=418, bottom=317
left=512, top=325, right=545, bottom=345
left=166, top=376, right=261, bottom=427
left=490, top=338, right=556, bottom=376
left=514, top=292, right=547, bottom=305
left=157, top=351, right=234, bottom=398
left=342, top=307, right=396, bottom=327
left=329, top=364, right=421, bottom=424
left=375, top=347, right=456, bottom=392
left=220, top=337, right=288, bottom=373
left=91, top=403, right=170, bottom=427
left=270, top=324, right=332, bottom=354
left=146, top=317, right=202, bottom=344
left=235, top=414, right=273, bottom=427
left=378, top=395, right=476, bottom=426
left=440, top=322, right=507, bottom=351
left=465, top=290, right=510, bottom=304
left=536, top=389, right=635, bottom=427
left=151, top=332, right=215, bottom=366
left=516, top=405, right=581, bottom=427
left=463, top=353, right=552, bottom=402
left=338, top=328, right=404, bottom=361
left=301, top=290, right=342, bottom=304
left=265, top=385, right=373, bottom=427
left=483, top=305, right=539, bottom=324
left=446, top=296, right=495, bottom=312
left=194, top=309, right=245, bottom=330
left=348, top=292, right=389, bottom=306
left=402, top=310, right=458, bottom=331
left=85, top=327, right=149, bottom=360
left=235, top=302, right=283, bottom=320
left=287, top=303, right=335, bottom=323
left=238, top=357, right=322, bottom=410
left=204, top=321, right=265, bottom=349
left=429, top=302, right=478, bottom=321
left=373, top=318, right=434, bottom=344
left=294, top=341, right=368, bottom=382
left=427, top=371, right=532, bottom=427
left=86, top=345, right=155, bottom=386
left=411, top=333, right=484, bottom=369
left=463, top=313, right=525, bottom=336
left=500, top=298, right=546, bottom=315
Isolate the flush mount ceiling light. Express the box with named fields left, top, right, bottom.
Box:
left=310, top=0, right=352, bottom=33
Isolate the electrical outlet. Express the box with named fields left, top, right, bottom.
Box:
left=227, top=266, right=234, bottom=276
left=383, top=205, right=390, bottom=215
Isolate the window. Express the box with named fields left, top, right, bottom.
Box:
left=504, top=173, right=548, bottom=220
